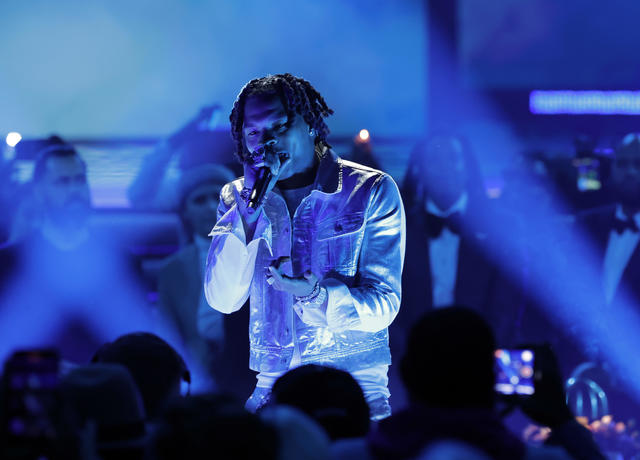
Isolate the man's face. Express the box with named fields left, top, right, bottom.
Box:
left=611, top=150, right=640, bottom=209
left=419, top=136, right=468, bottom=210
left=36, top=155, right=91, bottom=227
left=182, top=182, right=222, bottom=238
left=242, top=93, right=316, bottom=181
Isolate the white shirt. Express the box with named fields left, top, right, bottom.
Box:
left=603, top=206, right=640, bottom=305
left=426, top=193, right=468, bottom=308
left=279, top=184, right=313, bottom=368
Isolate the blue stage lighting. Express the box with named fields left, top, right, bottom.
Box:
left=530, top=90, right=640, bottom=115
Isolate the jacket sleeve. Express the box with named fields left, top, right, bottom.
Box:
left=323, top=174, right=406, bottom=332
left=203, top=182, right=272, bottom=314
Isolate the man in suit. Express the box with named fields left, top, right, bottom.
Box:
left=390, top=133, right=522, bottom=408
left=398, top=133, right=520, bottom=330
left=578, top=133, right=640, bottom=309
left=573, top=134, right=640, bottom=348
left=565, top=133, right=640, bottom=421
left=402, top=135, right=492, bottom=307
left=157, top=164, right=253, bottom=397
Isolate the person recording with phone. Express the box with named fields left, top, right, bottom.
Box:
left=203, top=74, right=406, bottom=420
left=368, top=306, right=605, bottom=460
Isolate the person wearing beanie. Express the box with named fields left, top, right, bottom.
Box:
left=157, top=163, right=253, bottom=397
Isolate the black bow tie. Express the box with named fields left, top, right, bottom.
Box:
left=425, top=211, right=462, bottom=239
left=613, top=217, right=639, bottom=234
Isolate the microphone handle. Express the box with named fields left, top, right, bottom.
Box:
left=248, top=167, right=273, bottom=209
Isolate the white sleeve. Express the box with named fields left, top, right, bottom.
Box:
left=203, top=204, right=272, bottom=314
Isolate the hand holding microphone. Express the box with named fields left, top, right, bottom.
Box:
left=237, top=144, right=289, bottom=220
left=246, top=166, right=273, bottom=211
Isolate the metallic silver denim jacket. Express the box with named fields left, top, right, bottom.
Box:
left=205, top=150, right=406, bottom=374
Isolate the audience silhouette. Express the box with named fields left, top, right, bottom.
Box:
left=152, top=393, right=278, bottom=460
left=270, top=364, right=370, bottom=440
left=91, top=332, right=190, bottom=420
left=370, top=306, right=605, bottom=460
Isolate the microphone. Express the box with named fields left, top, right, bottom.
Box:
left=247, top=167, right=273, bottom=211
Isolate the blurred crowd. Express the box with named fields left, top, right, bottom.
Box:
left=0, top=310, right=615, bottom=459
left=0, top=107, right=640, bottom=458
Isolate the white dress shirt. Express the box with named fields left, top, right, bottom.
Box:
left=603, top=206, right=640, bottom=305
left=426, top=193, right=468, bottom=308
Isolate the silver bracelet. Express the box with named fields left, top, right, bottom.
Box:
left=295, top=281, right=320, bottom=303
left=295, top=282, right=327, bottom=307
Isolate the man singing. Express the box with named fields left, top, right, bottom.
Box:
left=204, top=74, right=405, bottom=419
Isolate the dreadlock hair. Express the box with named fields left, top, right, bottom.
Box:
left=229, top=73, right=334, bottom=163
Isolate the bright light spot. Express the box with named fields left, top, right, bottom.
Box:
left=358, top=129, right=370, bottom=141
left=515, top=385, right=535, bottom=395
left=486, top=187, right=502, bottom=199
left=521, top=350, right=533, bottom=362
left=510, top=375, right=519, bottom=384
left=496, top=349, right=510, bottom=364
left=494, top=383, right=514, bottom=394
left=6, top=132, right=21, bottom=147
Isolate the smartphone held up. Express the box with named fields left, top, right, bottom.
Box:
left=494, top=348, right=535, bottom=396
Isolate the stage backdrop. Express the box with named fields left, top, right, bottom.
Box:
left=0, top=0, right=426, bottom=138
left=459, top=0, right=640, bottom=89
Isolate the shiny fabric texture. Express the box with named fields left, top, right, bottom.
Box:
left=205, top=149, right=405, bottom=374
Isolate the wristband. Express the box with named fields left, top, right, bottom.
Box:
left=295, top=282, right=327, bottom=307
left=296, top=281, right=320, bottom=302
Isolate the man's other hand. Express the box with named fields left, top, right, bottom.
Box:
left=267, top=256, right=318, bottom=297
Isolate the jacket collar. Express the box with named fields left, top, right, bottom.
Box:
left=312, top=144, right=342, bottom=195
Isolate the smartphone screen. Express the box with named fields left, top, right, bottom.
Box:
left=494, top=348, right=535, bottom=395
left=573, top=157, right=602, bottom=191
left=3, top=349, right=60, bottom=446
